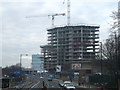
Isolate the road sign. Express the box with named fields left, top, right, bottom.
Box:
left=56, top=65, right=61, bottom=72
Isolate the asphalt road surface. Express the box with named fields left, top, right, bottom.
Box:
left=3, top=74, right=99, bottom=90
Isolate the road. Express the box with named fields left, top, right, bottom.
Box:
left=11, top=74, right=61, bottom=89
left=4, top=74, right=99, bottom=90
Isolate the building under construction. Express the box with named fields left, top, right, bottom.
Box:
left=41, top=24, right=99, bottom=73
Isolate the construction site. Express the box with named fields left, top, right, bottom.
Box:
left=39, top=0, right=99, bottom=75
left=41, top=24, right=99, bottom=74
left=40, top=0, right=100, bottom=75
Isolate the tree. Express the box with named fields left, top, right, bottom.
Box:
left=106, top=4, right=120, bottom=73
left=102, top=33, right=120, bottom=74
left=110, top=11, right=118, bottom=30
left=100, top=8, right=120, bottom=74
left=2, top=65, right=20, bottom=76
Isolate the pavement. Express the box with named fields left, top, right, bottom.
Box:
left=72, top=80, right=98, bottom=88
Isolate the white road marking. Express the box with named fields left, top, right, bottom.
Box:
left=31, top=81, right=40, bottom=88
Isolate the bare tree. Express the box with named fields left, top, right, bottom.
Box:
left=110, top=11, right=118, bottom=30
left=100, top=8, right=120, bottom=73
left=102, top=33, right=120, bottom=74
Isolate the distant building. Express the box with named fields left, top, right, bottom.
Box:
left=40, top=45, right=51, bottom=72
left=32, top=54, right=44, bottom=71
left=41, top=24, right=99, bottom=73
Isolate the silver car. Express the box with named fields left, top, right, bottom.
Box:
left=59, top=81, right=64, bottom=87
left=64, top=84, right=75, bottom=90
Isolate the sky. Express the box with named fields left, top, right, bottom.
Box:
left=1, top=0, right=119, bottom=68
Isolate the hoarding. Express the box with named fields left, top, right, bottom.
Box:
left=72, top=64, right=81, bottom=70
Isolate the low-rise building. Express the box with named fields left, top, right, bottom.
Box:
left=32, top=54, right=44, bottom=71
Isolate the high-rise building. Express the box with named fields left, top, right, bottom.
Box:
left=32, top=54, right=44, bottom=71
left=41, top=24, right=99, bottom=73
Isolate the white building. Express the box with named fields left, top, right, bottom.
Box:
left=32, top=54, right=44, bottom=71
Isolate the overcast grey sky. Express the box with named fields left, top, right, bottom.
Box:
left=1, top=0, right=119, bottom=67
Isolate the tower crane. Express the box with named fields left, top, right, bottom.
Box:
left=26, top=13, right=65, bottom=27
left=63, top=0, right=70, bottom=26
left=48, top=13, right=65, bottom=27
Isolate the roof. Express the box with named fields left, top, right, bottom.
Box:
left=47, top=24, right=100, bottom=30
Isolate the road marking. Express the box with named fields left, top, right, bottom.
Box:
left=30, top=81, right=41, bottom=88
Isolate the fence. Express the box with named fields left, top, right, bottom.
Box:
left=88, top=74, right=120, bottom=88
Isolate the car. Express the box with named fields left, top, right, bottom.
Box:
left=40, top=76, right=43, bottom=78
left=63, top=81, right=71, bottom=87
left=59, top=81, right=64, bottom=87
left=15, top=86, right=20, bottom=90
left=64, top=81, right=71, bottom=84
left=48, top=78, right=52, bottom=81
left=64, top=83, right=75, bottom=90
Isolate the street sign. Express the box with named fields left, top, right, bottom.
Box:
left=56, top=65, right=61, bottom=72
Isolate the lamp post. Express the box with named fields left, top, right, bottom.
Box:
left=20, top=54, right=28, bottom=73
left=114, top=32, right=119, bottom=89
left=99, top=42, right=103, bottom=90
left=20, top=54, right=22, bottom=73
left=19, top=54, right=29, bottom=81
left=100, top=42, right=103, bottom=75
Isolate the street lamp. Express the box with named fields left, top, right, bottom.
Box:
left=20, top=54, right=29, bottom=72
left=100, top=42, right=102, bottom=75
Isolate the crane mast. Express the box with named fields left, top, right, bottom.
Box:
left=63, top=0, right=70, bottom=26
left=67, top=0, right=70, bottom=26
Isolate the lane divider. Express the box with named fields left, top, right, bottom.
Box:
left=30, top=81, right=41, bottom=88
